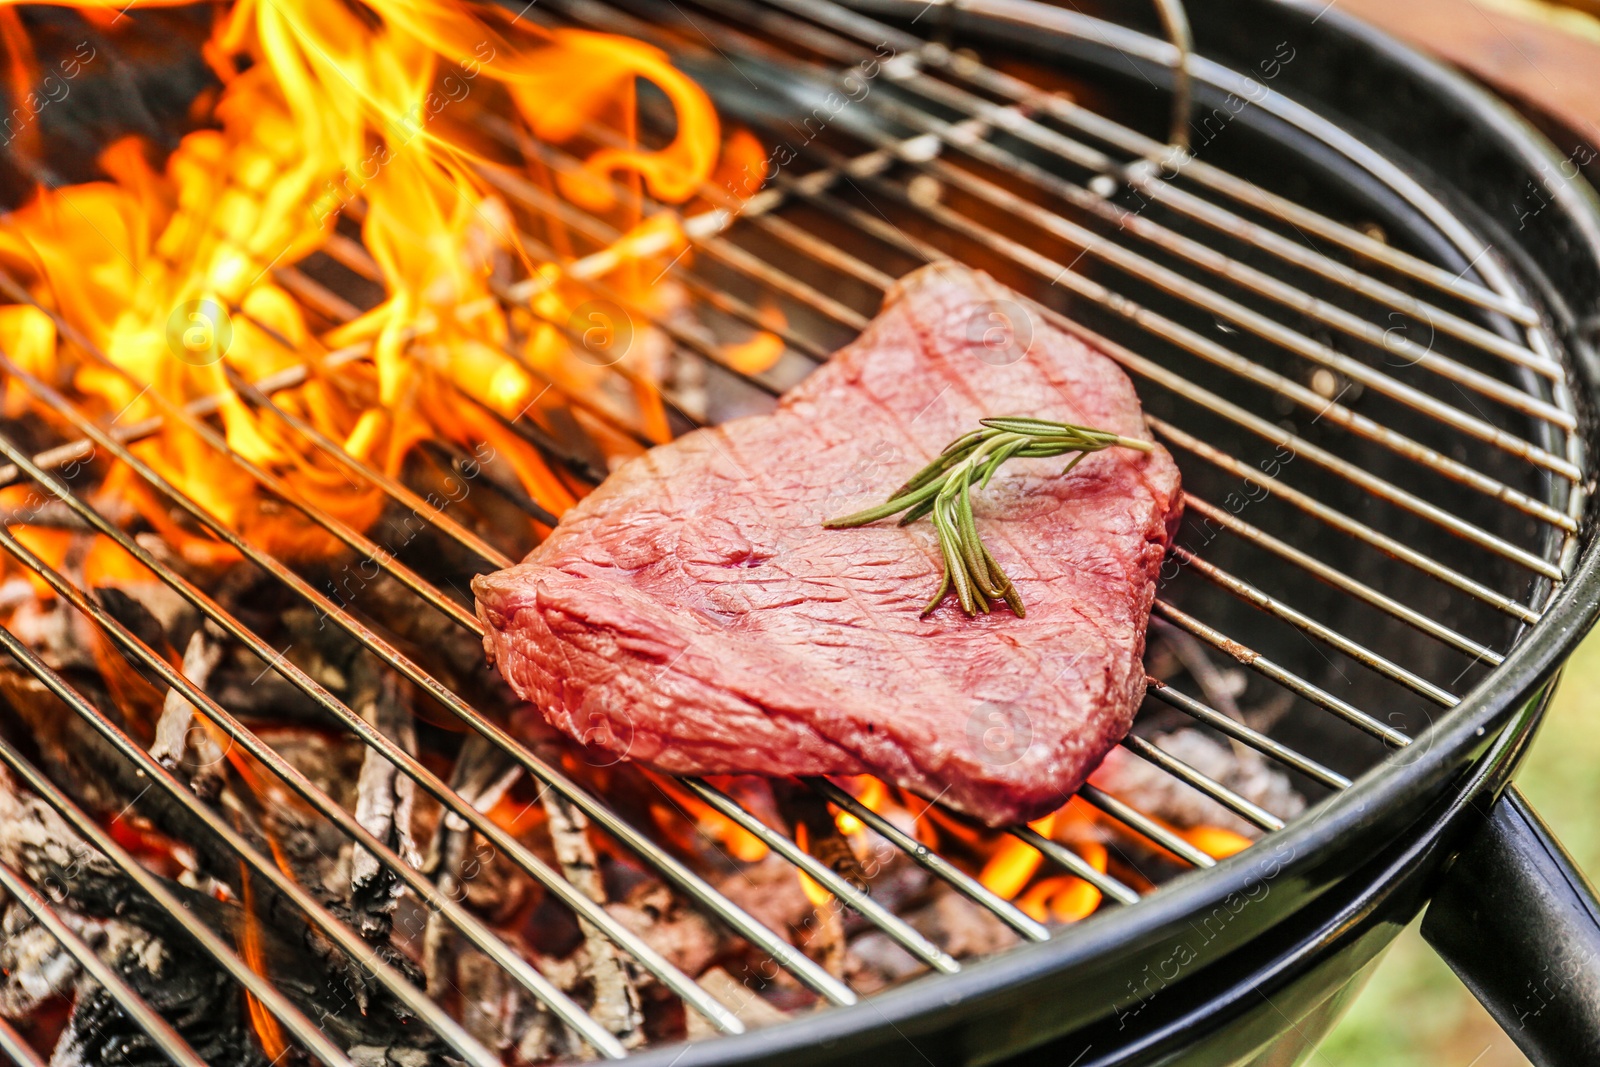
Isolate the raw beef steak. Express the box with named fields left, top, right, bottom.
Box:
left=473, top=263, right=1182, bottom=826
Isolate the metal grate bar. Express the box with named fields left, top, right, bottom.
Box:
left=0, top=523, right=606, bottom=1062
left=1120, top=170, right=1561, bottom=377
left=1119, top=736, right=1284, bottom=832
left=1178, top=494, right=1504, bottom=665
left=1076, top=786, right=1216, bottom=869
left=1008, top=824, right=1145, bottom=903
left=802, top=777, right=1053, bottom=940
left=177, top=213, right=1234, bottom=937
left=0, top=2, right=1577, bottom=1058
left=1170, top=547, right=1462, bottom=708
left=680, top=778, right=960, bottom=973
left=0, top=355, right=856, bottom=1010
left=0, top=1014, right=46, bottom=1067
left=717, top=0, right=1556, bottom=379
left=755, top=0, right=1540, bottom=324
left=0, top=604, right=503, bottom=1067
left=793, top=144, right=1577, bottom=489
left=0, top=855, right=209, bottom=1067
left=809, top=73, right=1571, bottom=427
left=0, top=730, right=357, bottom=1067
left=200, top=18, right=1510, bottom=908
left=469, top=98, right=1572, bottom=607
left=762, top=164, right=1567, bottom=583
left=1153, top=600, right=1413, bottom=747
left=1151, top=416, right=1541, bottom=623
left=1143, top=679, right=1351, bottom=790
left=462, top=31, right=1576, bottom=543
left=580, top=0, right=1575, bottom=471
left=769, top=162, right=1574, bottom=531
left=0, top=423, right=694, bottom=1054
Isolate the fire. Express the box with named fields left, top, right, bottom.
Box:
left=0, top=0, right=742, bottom=570
left=1182, top=824, right=1252, bottom=860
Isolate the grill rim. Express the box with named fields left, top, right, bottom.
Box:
left=597, top=0, right=1600, bottom=1060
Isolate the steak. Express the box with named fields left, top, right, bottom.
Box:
left=473, top=264, right=1182, bottom=827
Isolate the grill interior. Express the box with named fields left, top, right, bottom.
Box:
left=0, top=0, right=1586, bottom=1063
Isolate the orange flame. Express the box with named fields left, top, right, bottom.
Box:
left=238, top=866, right=287, bottom=1061
left=0, top=0, right=743, bottom=572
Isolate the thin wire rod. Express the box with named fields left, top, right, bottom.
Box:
left=735, top=0, right=1554, bottom=375
left=763, top=162, right=1574, bottom=531
left=0, top=613, right=503, bottom=1067
left=649, top=0, right=1567, bottom=430
left=1007, top=824, right=1144, bottom=904
left=759, top=0, right=1557, bottom=375
left=677, top=778, right=960, bottom=974
left=0, top=373, right=825, bottom=1024
left=1150, top=0, right=1194, bottom=150
left=0, top=734, right=357, bottom=1067
left=274, top=262, right=656, bottom=451
left=1076, top=785, right=1217, bottom=868
left=316, top=207, right=784, bottom=406
left=1153, top=599, right=1413, bottom=747
left=0, top=437, right=673, bottom=1052
left=0, top=856, right=210, bottom=1067
left=0, top=356, right=857, bottom=1009
left=465, top=14, right=1573, bottom=544
left=1120, top=166, right=1560, bottom=377
left=490, top=75, right=1575, bottom=554
left=1178, top=493, right=1503, bottom=664
left=1169, top=546, right=1461, bottom=708
left=1143, top=678, right=1351, bottom=790
left=756, top=0, right=1537, bottom=324
left=226, top=371, right=518, bottom=568
left=0, top=342, right=368, bottom=491
left=1150, top=416, right=1540, bottom=624
left=0, top=274, right=483, bottom=634
left=887, top=120, right=1570, bottom=427
left=477, top=125, right=877, bottom=330
left=802, top=777, right=1053, bottom=941
left=771, top=160, right=1567, bottom=578
left=0, top=515, right=641, bottom=1056
left=1118, top=735, right=1284, bottom=832
left=489, top=108, right=905, bottom=303
left=802, top=142, right=1576, bottom=484
left=0, top=1013, right=46, bottom=1067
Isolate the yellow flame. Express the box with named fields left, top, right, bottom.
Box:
left=0, top=0, right=742, bottom=565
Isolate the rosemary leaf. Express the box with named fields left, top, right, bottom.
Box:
left=824, top=415, right=1153, bottom=617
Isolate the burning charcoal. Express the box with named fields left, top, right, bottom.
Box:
left=842, top=932, right=922, bottom=993
left=903, top=886, right=1019, bottom=960
left=350, top=672, right=421, bottom=940
left=0, top=906, right=76, bottom=1018
left=0, top=770, right=268, bottom=1066
left=605, top=881, right=721, bottom=980
left=422, top=734, right=526, bottom=1008
left=773, top=782, right=867, bottom=892
left=5, top=595, right=98, bottom=674
left=452, top=944, right=582, bottom=1066
left=683, top=967, right=789, bottom=1039
left=543, top=792, right=645, bottom=1048
left=1092, top=728, right=1305, bottom=838
left=149, top=626, right=227, bottom=799
left=49, top=924, right=268, bottom=1067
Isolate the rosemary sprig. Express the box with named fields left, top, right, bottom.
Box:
left=824, top=416, right=1153, bottom=618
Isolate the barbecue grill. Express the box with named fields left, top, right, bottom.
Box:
left=0, top=0, right=1596, bottom=1064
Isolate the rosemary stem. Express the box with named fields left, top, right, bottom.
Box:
left=825, top=415, right=1153, bottom=617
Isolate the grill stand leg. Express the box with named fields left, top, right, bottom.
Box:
left=1422, top=787, right=1600, bottom=1065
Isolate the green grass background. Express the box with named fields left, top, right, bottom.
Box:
left=1316, top=633, right=1600, bottom=1065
